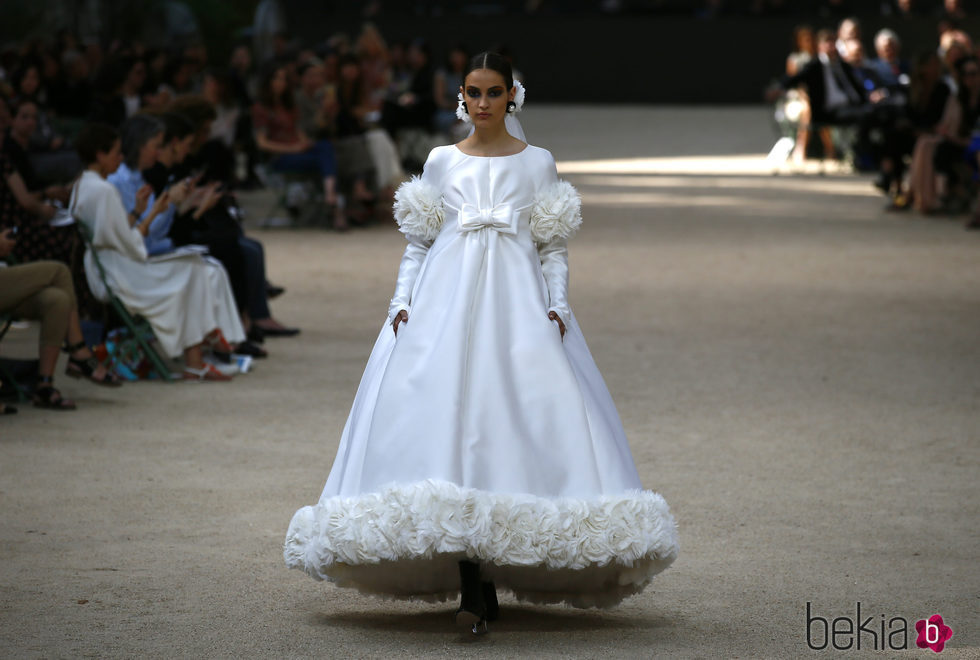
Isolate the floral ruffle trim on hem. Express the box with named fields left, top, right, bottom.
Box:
left=284, top=479, right=678, bottom=609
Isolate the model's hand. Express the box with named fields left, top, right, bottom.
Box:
left=548, top=311, right=566, bottom=339
left=392, top=309, right=408, bottom=335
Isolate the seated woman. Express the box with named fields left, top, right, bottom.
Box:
left=8, top=62, right=81, bottom=184
left=908, top=55, right=980, bottom=213
left=149, top=110, right=298, bottom=341
left=1, top=100, right=97, bottom=316
left=253, top=65, right=346, bottom=230
left=0, top=228, right=120, bottom=411
left=883, top=52, right=950, bottom=209
left=71, top=122, right=245, bottom=382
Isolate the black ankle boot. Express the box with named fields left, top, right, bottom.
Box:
left=482, top=581, right=499, bottom=622
left=455, top=560, right=487, bottom=634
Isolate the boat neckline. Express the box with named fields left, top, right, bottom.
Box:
left=453, top=144, right=530, bottom=158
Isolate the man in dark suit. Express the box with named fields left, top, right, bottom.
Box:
left=777, top=29, right=869, bottom=125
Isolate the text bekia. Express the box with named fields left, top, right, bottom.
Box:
left=806, top=602, right=909, bottom=651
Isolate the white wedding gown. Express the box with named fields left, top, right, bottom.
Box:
left=285, top=144, right=678, bottom=607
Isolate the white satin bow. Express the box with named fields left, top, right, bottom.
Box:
left=458, top=203, right=518, bottom=235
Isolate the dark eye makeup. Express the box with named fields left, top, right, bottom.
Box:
left=465, top=86, right=506, bottom=99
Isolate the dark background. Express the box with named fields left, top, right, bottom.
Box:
left=0, top=1, right=970, bottom=104
left=281, top=6, right=963, bottom=103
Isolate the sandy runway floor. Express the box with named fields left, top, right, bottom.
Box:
left=1, top=106, right=977, bottom=658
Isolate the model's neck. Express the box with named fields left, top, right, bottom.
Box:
left=469, top=123, right=511, bottom=147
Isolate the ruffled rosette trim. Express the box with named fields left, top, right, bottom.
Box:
left=530, top=180, right=583, bottom=244
left=284, top=479, right=678, bottom=608
left=393, top=177, right=445, bottom=241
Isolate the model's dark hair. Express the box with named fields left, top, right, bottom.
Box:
left=119, top=114, right=165, bottom=169
left=463, top=51, right=513, bottom=90
left=75, top=122, right=119, bottom=165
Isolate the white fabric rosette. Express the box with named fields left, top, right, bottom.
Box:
left=392, top=176, right=445, bottom=241
left=529, top=180, right=583, bottom=244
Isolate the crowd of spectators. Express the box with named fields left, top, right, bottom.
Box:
left=0, top=20, right=504, bottom=411
left=768, top=13, right=980, bottom=228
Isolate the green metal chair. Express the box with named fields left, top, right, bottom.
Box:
left=75, top=222, right=176, bottom=382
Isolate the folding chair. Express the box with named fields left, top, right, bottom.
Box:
left=75, top=223, right=176, bottom=382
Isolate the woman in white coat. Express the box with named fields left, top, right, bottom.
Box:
left=70, top=122, right=245, bottom=381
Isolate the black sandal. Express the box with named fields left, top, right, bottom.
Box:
left=64, top=341, right=122, bottom=387
left=33, top=376, right=76, bottom=411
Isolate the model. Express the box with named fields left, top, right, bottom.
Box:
left=285, top=52, right=678, bottom=634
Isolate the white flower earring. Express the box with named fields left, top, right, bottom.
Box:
left=512, top=80, right=525, bottom=112
left=456, top=92, right=471, bottom=123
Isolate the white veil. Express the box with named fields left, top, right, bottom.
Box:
left=505, top=114, right=526, bottom=142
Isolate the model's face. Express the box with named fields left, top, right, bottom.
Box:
left=461, top=69, right=514, bottom=128
left=138, top=131, right=163, bottom=170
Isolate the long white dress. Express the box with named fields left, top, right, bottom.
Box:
left=284, top=144, right=678, bottom=608
left=70, top=170, right=245, bottom=358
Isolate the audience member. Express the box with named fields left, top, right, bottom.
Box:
left=879, top=51, right=950, bottom=206
left=331, top=54, right=379, bottom=216
left=433, top=45, right=467, bottom=137
left=871, top=29, right=909, bottom=88
left=253, top=65, right=345, bottom=229
left=0, top=230, right=121, bottom=411
left=107, top=114, right=190, bottom=256
left=907, top=54, right=980, bottom=213
left=783, top=26, right=835, bottom=163
left=71, top=122, right=244, bottom=382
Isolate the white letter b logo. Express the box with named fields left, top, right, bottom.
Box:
left=925, top=620, right=940, bottom=644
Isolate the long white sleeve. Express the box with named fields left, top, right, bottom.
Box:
left=529, top=172, right=582, bottom=326
left=387, top=149, right=446, bottom=323
left=538, top=237, right=571, bottom=323
left=388, top=236, right=432, bottom=323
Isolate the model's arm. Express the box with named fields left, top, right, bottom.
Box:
left=531, top=160, right=582, bottom=339
left=389, top=236, right=431, bottom=333
left=388, top=149, right=445, bottom=333
left=538, top=237, right=570, bottom=338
